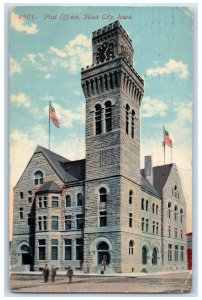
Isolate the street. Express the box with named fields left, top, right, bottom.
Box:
left=9, top=271, right=192, bottom=294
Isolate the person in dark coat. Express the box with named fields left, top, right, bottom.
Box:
left=43, top=264, right=49, bottom=283
left=50, top=265, right=57, bottom=283
left=66, top=266, right=73, bottom=283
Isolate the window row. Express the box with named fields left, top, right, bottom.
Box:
left=168, top=244, right=184, bottom=262
left=141, top=198, right=159, bottom=215
left=35, top=193, right=83, bottom=209
left=37, top=214, right=84, bottom=231
left=167, top=203, right=184, bottom=222
left=142, top=218, right=159, bottom=234
left=38, top=238, right=83, bottom=261
left=172, top=185, right=180, bottom=199
left=168, top=226, right=183, bottom=239
left=19, top=190, right=33, bottom=203
left=125, top=104, right=136, bottom=138
left=95, top=101, right=112, bottom=135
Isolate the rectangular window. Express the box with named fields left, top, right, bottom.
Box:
left=20, top=192, right=24, bottom=199
left=38, top=216, right=42, bottom=231
left=181, top=230, right=183, bottom=239
left=65, top=215, right=72, bottom=230
left=43, top=197, right=47, bottom=208
left=156, top=222, right=159, bottom=234
left=77, top=193, right=83, bottom=206
left=153, top=221, right=155, bottom=234
left=38, top=197, right=42, bottom=208
left=38, top=239, right=46, bottom=260
left=99, top=211, right=107, bottom=227
left=174, top=245, right=178, bottom=261
left=175, top=227, right=177, bottom=238
left=129, top=213, right=133, bottom=227
left=51, top=239, right=58, bottom=260
left=146, top=219, right=149, bottom=232
left=28, top=197, right=32, bottom=204
left=51, top=216, right=59, bottom=230
left=52, top=197, right=59, bottom=208
left=180, top=246, right=184, bottom=261
left=19, top=207, right=23, bottom=219
left=142, top=218, right=145, bottom=231
left=168, top=225, right=171, bottom=238
left=43, top=216, right=47, bottom=230
left=168, top=244, right=172, bottom=262
left=76, top=214, right=84, bottom=229
left=28, top=190, right=32, bottom=195
left=64, top=239, right=72, bottom=260
left=76, top=238, right=83, bottom=261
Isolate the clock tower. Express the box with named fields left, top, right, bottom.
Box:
left=81, top=21, right=144, bottom=273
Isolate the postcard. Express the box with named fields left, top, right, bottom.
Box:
left=9, top=5, right=192, bottom=293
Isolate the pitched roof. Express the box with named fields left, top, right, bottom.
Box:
left=140, top=174, right=162, bottom=198
left=152, top=164, right=173, bottom=194
left=36, top=181, right=61, bottom=194
left=35, top=145, right=85, bottom=183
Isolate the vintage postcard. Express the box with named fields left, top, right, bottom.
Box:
left=9, top=5, right=193, bottom=293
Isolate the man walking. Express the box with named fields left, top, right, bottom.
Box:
left=50, top=265, right=57, bottom=283
left=43, top=264, right=49, bottom=283
left=66, top=266, right=73, bottom=283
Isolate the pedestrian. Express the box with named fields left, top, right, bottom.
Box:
left=66, top=266, right=73, bottom=283
left=50, top=265, right=57, bottom=283
left=43, top=263, right=49, bottom=283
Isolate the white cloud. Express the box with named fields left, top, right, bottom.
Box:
left=10, top=57, right=22, bottom=76
left=23, top=53, right=48, bottom=72
left=45, top=73, right=55, bottom=79
left=141, top=96, right=168, bottom=118
left=10, top=92, right=30, bottom=108
left=146, top=59, right=189, bottom=79
left=50, top=34, right=92, bottom=74
left=10, top=10, right=39, bottom=34
left=174, top=101, right=192, bottom=123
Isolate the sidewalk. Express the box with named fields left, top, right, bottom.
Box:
left=10, top=269, right=191, bottom=278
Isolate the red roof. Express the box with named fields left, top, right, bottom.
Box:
left=185, top=232, right=192, bottom=236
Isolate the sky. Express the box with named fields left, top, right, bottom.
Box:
left=9, top=6, right=193, bottom=234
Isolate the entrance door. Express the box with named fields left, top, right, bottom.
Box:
left=98, top=252, right=110, bottom=265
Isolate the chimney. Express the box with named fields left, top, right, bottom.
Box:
left=144, top=155, right=153, bottom=185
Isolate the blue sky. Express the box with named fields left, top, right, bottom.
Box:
left=10, top=6, right=193, bottom=231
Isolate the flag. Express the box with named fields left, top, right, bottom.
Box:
left=49, top=104, right=59, bottom=128
left=164, top=127, right=173, bottom=148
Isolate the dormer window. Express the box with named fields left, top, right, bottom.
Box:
left=34, top=171, right=43, bottom=185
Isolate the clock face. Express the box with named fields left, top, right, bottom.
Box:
left=96, top=42, right=114, bottom=63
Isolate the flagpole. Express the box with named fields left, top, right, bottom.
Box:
left=163, top=124, right=165, bottom=165
left=49, top=101, right=51, bottom=150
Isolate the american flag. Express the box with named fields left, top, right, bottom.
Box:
left=164, top=128, right=173, bottom=148
left=49, top=104, right=59, bottom=128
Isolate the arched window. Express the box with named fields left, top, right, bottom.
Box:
left=126, top=104, right=130, bottom=134
left=174, top=205, right=178, bottom=221
left=95, top=104, right=102, bottom=135
left=131, top=110, right=135, bottom=139
left=146, top=200, right=149, bottom=211
left=21, top=245, right=29, bottom=252
left=168, top=202, right=171, bottom=218
left=180, top=208, right=183, bottom=223
left=129, top=240, right=134, bottom=255
left=152, top=248, right=158, bottom=265
left=34, top=171, right=43, bottom=185
left=152, top=203, right=155, bottom=214
left=66, top=195, right=71, bottom=207
left=142, top=246, right=147, bottom=265
left=156, top=205, right=159, bottom=215
left=99, top=187, right=107, bottom=202
left=77, top=193, right=83, bottom=206
left=129, top=190, right=133, bottom=204
left=141, top=198, right=144, bottom=210
left=105, top=101, right=112, bottom=132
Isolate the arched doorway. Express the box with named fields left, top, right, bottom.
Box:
left=97, top=241, right=110, bottom=265
left=20, top=244, right=31, bottom=265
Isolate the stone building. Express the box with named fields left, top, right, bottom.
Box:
left=11, top=21, right=187, bottom=273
